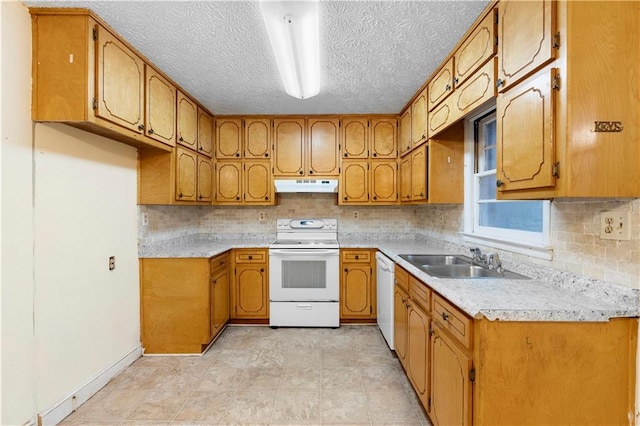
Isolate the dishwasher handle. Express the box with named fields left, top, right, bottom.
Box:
left=376, top=252, right=394, bottom=272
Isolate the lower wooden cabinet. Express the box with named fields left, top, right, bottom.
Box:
left=407, top=299, right=431, bottom=411
left=393, top=284, right=409, bottom=369
left=230, top=249, right=269, bottom=319
left=340, top=249, right=376, bottom=321
left=139, top=254, right=229, bottom=354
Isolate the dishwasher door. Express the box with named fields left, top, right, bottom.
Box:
left=375, top=251, right=395, bottom=350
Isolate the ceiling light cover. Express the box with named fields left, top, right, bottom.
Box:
left=259, top=0, right=320, bottom=100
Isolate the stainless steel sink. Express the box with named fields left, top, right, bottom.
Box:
left=398, top=254, right=529, bottom=280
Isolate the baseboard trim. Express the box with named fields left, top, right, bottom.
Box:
left=39, top=344, right=142, bottom=425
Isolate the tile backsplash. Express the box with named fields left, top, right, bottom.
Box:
left=139, top=195, right=639, bottom=289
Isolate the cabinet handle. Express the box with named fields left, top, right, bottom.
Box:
left=344, top=153, right=348, bottom=157
left=235, top=153, right=240, bottom=157
left=309, top=170, right=314, bottom=175
left=344, top=268, right=348, bottom=272
left=344, top=196, right=348, bottom=201
left=445, top=84, right=451, bottom=91
left=248, top=255, right=253, bottom=260
left=179, top=136, right=184, bottom=142
left=442, top=312, right=449, bottom=322
left=373, top=196, right=377, bottom=200
left=496, top=79, right=504, bottom=88
left=496, top=179, right=504, bottom=188
left=264, top=153, right=269, bottom=157
left=299, top=171, right=304, bottom=175
left=236, top=196, right=240, bottom=200
left=148, top=128, right=154, bottom=135
left=260, top=268, right=264, bottom=272
left=373, top=153, right=377, bottom=157
left=138, top=124, right=144, bottom=131
left=178, top=193, right=183, bottom=198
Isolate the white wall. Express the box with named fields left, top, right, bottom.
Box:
left=1, top=3, right=142, bottom=423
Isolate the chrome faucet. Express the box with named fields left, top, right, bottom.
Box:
left=488, top=253, right=504, bottom=274
left=470, top=247, right=487, bottom=264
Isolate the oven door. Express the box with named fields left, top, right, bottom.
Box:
left=269, top=248, right=339, bottom=301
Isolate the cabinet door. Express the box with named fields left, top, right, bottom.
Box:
left=341, top=264, right=373, bottom=319
left=197, top=155, right=212, bottom=203
left=95, top=26, right=144, bottom=133
left=411, top=145, right=427, bottom=201
left=145, top=65, right=176, bottom=146
left=399, top=109, right=412, bottom=156
left=431, top=324, right=473, bottom=426
left=452, top=58, right=496, bottom=120
left=428, top=58, right=454, bottom=111
left=497, top=70, right=556, bottom=193
left=216, top=118, right=242, bottom=159
left=233, top=264, right=268, bottom=319
left=399, top=155, right=412, bottom=202
left=244, top=160, right=273, bottom=204
left=454, top=9, right=497, bottom=86
left=342, top=117, right=369, bottom=159
left=394, top=285, right=409, bottom=369
left=177, top=92, right=198, bottom=149
left=307, top=118, right=340, bottom=176
left=408, top=302, right=430, bottom=410
left=370, top=161, right=397, bottom=204
left=197, top=108, right=213, bottom=157
left=371, top=118, right=397, bottom=159
left=273, top=118, right=305, bottom=176
left=175, top=147, right=197, bottom=202
left=428, top=132, right=464, bottom=204
left=340, top=161, right=369, bottom=204
left=411, top=88, right=428, bottom=148
left=245, top=118, right=271, bottom=159
left=215, top=161, right=242, bottom=204
left=211, top=268, right=229, bottom=339
left=497, top=0, right=557, bottom=92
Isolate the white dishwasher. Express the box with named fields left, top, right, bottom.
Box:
left=375, top=251, right=395, bottom=350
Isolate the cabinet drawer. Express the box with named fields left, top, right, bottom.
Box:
left=409, top=276, right=431, bottom=312
left=210, top=252, right=229, bottom=275
left=233, top=249, right=267, bottom=264
left=341, top=249, right=371, bottom=263
left=394, top=265, right=409, bottom=293
left=432, top=294, right=473, bottom=350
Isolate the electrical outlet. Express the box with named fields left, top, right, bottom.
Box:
left=600, top=211, right=631, bottom=240
left=353, top=211, right=359, bottom=219
left=142, top=212, right=149, bottom=226
left=109, top=256, right=116, bottom=271
left=259, top=212, right=265, bottom=221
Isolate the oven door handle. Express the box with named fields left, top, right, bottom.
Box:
left=269, top=249, right=338, bottom=255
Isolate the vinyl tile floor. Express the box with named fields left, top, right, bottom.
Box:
left=60, top=325, right=431, bottom=425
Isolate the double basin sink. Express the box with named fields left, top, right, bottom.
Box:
left=399, top=254, right=529, bottom=280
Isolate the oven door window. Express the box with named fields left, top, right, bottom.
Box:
left=282, top=260, right=326, bottom=289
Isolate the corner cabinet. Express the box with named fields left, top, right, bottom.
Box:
left=231, top=249, right=269, bottom=320
left=340, top=249, right=376, bottom=321
left=496, top=0, right=640, bottom=199
left=140, top=255, right=229, bottom=354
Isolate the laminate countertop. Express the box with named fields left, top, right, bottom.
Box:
left=139, top=235, right=639, bottom=322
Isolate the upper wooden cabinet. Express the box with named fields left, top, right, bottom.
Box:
left=340, top=159, right=397, bottom=205
left=307, top=118, right=340, bottom=176
left=273, top=118, right=305, bottom=176
left=177, top=92, right=198, bottom=150
left=176, top=147, right=212, bottom=202
left=215, top=161, right=243, bottom=204
left=342, top=117, right=369, bottom=159
left=370, top=117, right=397, bottom=158
left=215, top=160, right=274, bottom=205
left=244, top=161, right=274, bottom=204
left=342, top=117, right=397, bottom=159
left=497, top=0, right=557, bottom=92
left=197, top=109, right=213, bottom=157
left=145, top=66, right=176, bottom=147
left=428, top=58, right=454, bottom=112
left=215, top=118, right=243, bottom=159
left=340, top=161, right=369, bottom=204
left=245, top=118, right=271, bottom=159
left=411, top=88, right=428, bottom=148
left=497, top=1, right=639, bottom=199
left=410, top=145, right=427, bottom=202
left=370, top=161, right=398, bottom=203
left=454, top=9, right=497, bottom=87
left=399, top=109, right=412, bottom=156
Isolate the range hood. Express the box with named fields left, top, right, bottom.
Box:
left=274, top=179, right=338, bottom=193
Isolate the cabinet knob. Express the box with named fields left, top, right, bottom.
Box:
left=179, top=136, right=184, bottom=142
left=344, top=196, right=348, bottom=201
left=235, top=153, right=240, bottom=157
left=138, top=124, right=144, bottom=131
left=309, top=170, right=314, bottom=174
left=496, top=79, right=504, bottom=88
left=445, top=84, right=451, bottom=91
left=496, top=179, right=504, bottom=188
left=198, top=195, right=202, bottom=199
left=442, top=312, right=450, bottom=322
left=373, top=153, right=377, bottom=157
left=260, top=268, right=264, bottom=272
left=454, top=78, right=459, bottom=85
left=420, top=192, right=424, bottom=197
left=265, top=153, right=269, bottom=157
left=178, top=193, right=183, bottom=198
left=344, top=268, right=348, bottom=272
left=148, top=128, right=154, bottom=135
left=265, top=196, right=269, bottom=200
left=355, top=255, right=359, bottom=260
left=199, top=147, right=203, bottom=151
left=373, top=196, right=377, bottom=200
left=299, top=171, right=304, bottom=175
left=344, top=153, right=348, bottom=157
left=236, top=196, right=240, bottom=200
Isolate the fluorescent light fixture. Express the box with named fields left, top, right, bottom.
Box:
left=259, top=0, right=320, bottom=99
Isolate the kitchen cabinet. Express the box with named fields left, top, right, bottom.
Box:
left=399, top=109, right=412, bottom=157
left=399, top=155, right=412, bottom=203
left=428, top=58, right=454, bottom=112
left=177, top=92, right=198, bottom=150
left=140, top=256, right=229, bottom=354
left=370, top=161, right=398, bottom=203
left=340, top=249, right=376, bottom=321
left=307, top=118, right=340, bottom=176
left=273, top=118, right=305, bottom=176
left=144, top=65, right=176, bottom=147
left=197, top=108, right=213, bottom=157
left=210, top=253, right=230, bottom=339
left=340, top=160, right=397, bottom=205
left=245, top=118, right=271, bottom=159
left=454, top=8, right=497, bottom=88
left=139, top=146, right=213, bottom=205
left=497, top=0, right=557, bottom=92
left=216, top=118, right=243, bottom=159
left=394, top=266, right=410, bottom=368
left=497, top=1, right=640, bottom=199
left=407, top=300, right=430, bottom=410
left=370, top=117, right=397, bottom=158
left=340, top=161, right=368, bottom=203
left=411, top=87, right=428, bottom=148
left=215, top=160, right=273, bottom=205
left=231, top=249, right=269, bottom=320
left=342, top=117, right=369, bottom=159
left=410, top=145, right=427, bottom=202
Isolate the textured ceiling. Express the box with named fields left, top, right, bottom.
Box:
left=25, top=0, right=490, bottom=115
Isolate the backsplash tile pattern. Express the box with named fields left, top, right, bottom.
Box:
left=139, top=196, right=639, bottom=289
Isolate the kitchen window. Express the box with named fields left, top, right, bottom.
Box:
left=463, top=109, right=551, bottom=259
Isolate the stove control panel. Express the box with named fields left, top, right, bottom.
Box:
left=276, top=219, right=337, bottom=231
